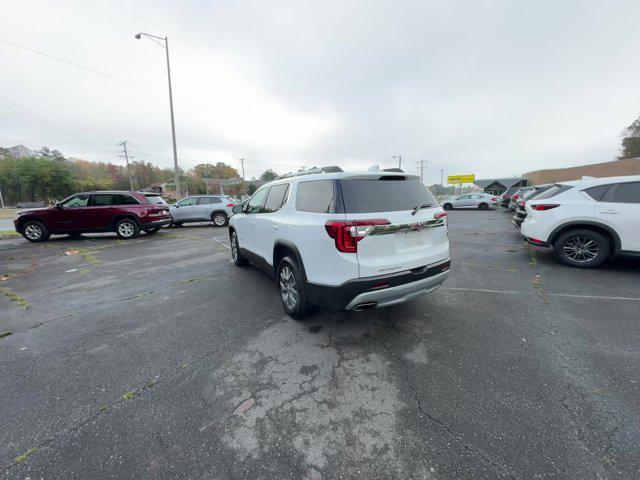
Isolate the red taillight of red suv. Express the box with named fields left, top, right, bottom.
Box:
left=531, top=204, right=559, bottom=211
left=325, top=219, right=390, bottom=253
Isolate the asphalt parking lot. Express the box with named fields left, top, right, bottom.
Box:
left=1, top=210, right=639, bottom=479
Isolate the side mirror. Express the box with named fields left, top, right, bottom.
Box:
left=173, top=203, right=179, bottom=208
left=54, top=202, right=63, bottom=209
left=232, top=205, right=243, bottom=214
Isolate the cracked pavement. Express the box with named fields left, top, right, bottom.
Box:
left=1, top=211, right=639, bottom=479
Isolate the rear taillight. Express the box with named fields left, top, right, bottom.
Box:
left=434, top=212, right=447, bottom=220
left=512, top=194, right=520, bottom=200
left=324, top=219, right=390, bottom=253
left=492, top=197, right=498, bottom=201
left=531, top=204, right=559, bottom=211
left=517, top=200, right=525, bottom=206
left=226, top=203, right=235, bottom=207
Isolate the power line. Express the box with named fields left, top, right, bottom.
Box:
left=0, top=92, right=85, bottom=142
left=104, top=0, right=394, bottom=153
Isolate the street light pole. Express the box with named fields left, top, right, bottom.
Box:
left=392, top=155, right=402, bottom=169
left=135, top=32, right=180, bottom=197
left=239, top=158, right=246, bottom=198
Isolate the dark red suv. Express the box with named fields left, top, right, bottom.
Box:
left=14, top=191, right=172, bottom=242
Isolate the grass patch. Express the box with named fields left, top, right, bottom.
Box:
left=122, top=391, right=137, bottom=401
left=0, top=230, right=20, bottom=240
left=0, top=331, right=12, bottom=339
left=15, top=447, right=37, bottom=463
left=0, top=287, right=31, bottom=308
left=75, top=249, right=101, bottom=266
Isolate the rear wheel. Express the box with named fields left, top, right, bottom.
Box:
left=277, top=256, right=311, bottom=320
left=442, top=203, right=453, bottom=210
left=553, top=229, right=610, bottom=268
left=22, top=221, right=50, bottom=242
left=230, top=231, right=248, bottom=266
left=212, top=212, right=228, bottom=227
left=115, top=219, right=140, bottom=239
left=478, top=202, right=488, bottom=210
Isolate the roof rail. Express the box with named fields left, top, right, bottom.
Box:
left=278, top=166, right=343, bottom=179
left=382, top=168, right=404, bottom=173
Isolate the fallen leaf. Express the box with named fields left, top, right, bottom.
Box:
left=64, top=250, right=80, bottom=256
left=232, top=397, right=255, bottom=416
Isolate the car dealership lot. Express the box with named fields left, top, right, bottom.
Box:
left=1, top=211, right=639, bottom=479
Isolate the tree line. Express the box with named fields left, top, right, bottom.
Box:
left=0, top=147, right=281, bottom=205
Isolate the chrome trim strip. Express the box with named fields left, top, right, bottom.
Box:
left=369, top=218, right=445, bottom=235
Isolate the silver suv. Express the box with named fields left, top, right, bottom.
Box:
left=170, top=195, right=236, bottom=227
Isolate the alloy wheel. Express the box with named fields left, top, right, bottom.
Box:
left=24, top=223, right=42, bottom=240
left=118, top=222, right=135, bottom=238
left=279, top=265, right=298, bottom=310
left=563, top=235, right=599, bottom=263
left=214, top=213, right=227, bottom=226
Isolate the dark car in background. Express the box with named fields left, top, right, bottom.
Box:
left=14, top=191, right=172, bottom=242
left=500, top=187, right=523, bottom=207
left=511, top=184, right=555, bottom=227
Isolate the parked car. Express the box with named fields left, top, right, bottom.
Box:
left=500, top=187, right=523, bottom=208
left=228, top=168, right=450, bottom=318
left=508, top=187, right=534, bottom=210
left=14, top=191, right=172, bottom=242
left=441, top=193, right=499, bottom=210
left=511, top=184, right=556, bottom=227
left=521, top=175, right=640, bottom=268
left=140, top=192, right=169, bottom=205
left=170, top=195, right=236, bottom=227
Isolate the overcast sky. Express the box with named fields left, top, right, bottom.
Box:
left=2, top=0, right=640, bottom=183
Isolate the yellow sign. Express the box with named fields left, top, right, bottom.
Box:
left=447, top=174, right=475, bottom=184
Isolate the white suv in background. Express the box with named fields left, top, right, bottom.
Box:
left=228, top=168, right=451, bottom=318
left=521, top=175, right=640, bottom=268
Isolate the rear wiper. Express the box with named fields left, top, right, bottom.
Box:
left=411, top=204, right=432, bottom=215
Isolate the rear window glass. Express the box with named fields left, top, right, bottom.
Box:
left=296, top=180, right=335, bottom=213
left=145, top=195, right=167, bottom=205
left=608, top=182, right=640, bottom=204
left=583, top=185, right=610, bottom=201
left=118, top=194, right=139, bottom=205
left=340, top=177, right=437, bottom=213
left=533, top=184, right=574, bottom=200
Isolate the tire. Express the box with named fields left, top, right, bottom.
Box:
left=230, top=231, right=248, bottom=267
left=212, top=212, right=228, bottom=227
left=277, top=256, right=311, bottom=320
left=145, top=227, right=160, bottom=235
left=442, top=203, right=453, bottom=210
left=68, top=232, right=82, bottom=239
left=553, top=229, right=610, bottom=268
left=478, top=203, right=488, bottom=210
left=115, top=218, right=140, bottom=239
left=21, top=221, right=50, bottom=242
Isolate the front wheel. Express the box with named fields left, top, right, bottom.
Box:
left=230, top=231, right=248, bottom=266
left=277, top=256, right=311, bottom=319
left=442, top=203, right=453, bottom=210
left=553, top=229, right=610, bottom=268
left=22, top=221, right=50, bottom=242
left=212, top=212, right=228, bottom=227
left=478, top=203, right=488, bottom=210
left=115, top=219, right=140, bottom=239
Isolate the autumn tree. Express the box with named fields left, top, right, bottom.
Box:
left=260, top=169, right=278, bottom=181
left=620, top=115, right=640, bottom=159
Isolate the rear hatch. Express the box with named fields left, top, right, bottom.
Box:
left=338, top=174, right=449, bottom=278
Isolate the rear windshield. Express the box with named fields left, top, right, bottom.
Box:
left=145, top=195, right=167, bottom=205
left=340, top=177, right=437, bottom=213
left=533, top=184, right=574, bottom=200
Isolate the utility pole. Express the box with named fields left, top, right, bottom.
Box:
left=239, top=158, right=246, bottom=198
left=118, top=141, right=135, bottom=191
left=393, top=155, right=402, bottom=169
left=0, top=185, right=4, bottom=209
left=439, top=169, right=445, bottom=186
left=417, top=159, right=428, bottom=183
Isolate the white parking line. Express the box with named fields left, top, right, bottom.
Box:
left=441, top=287, right=640, bottom=302
left=211, top=237, right=231, bottom=250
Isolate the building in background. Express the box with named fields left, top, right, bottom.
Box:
left=523, top=158, right=640, bottom=185
left=473, top=178, right=528, bottom=195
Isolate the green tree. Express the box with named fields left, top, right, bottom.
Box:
left=619, top=115, right=640, bottom=159
left=260, top=169, right=278, bottom=181
left=247, top=183, right=258, bottom=195
left=193, top=162, right=240, bottom=179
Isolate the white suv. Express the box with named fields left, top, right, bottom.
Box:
left=521, top=175, right=640, bottom=268
left=228, top=168, right=451, bottom=318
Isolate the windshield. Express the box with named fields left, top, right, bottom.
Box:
left=340, top=177, right=437, bottom=213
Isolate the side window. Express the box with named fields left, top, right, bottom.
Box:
left=458, top=195, right=470, bottom=200
left=196, top=197, right=213, bottom=205
left=212, top=197, right=222, bottom=204
left=118, top=194, right=139, bottom=205
left=178, top=198, right=196, bottom=207
left=606, top=182, right=640, bottom=204
left=263, top=184, right=290, bottom=213
left=247, top=188, right=269, bottom=213
left=295, top=180, right=335, bottom=213
left=92, top=194, right=118, bottom=206
left=62, top=194, right=90, bottom=208
left=583, top=184, right=610, bottom=202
